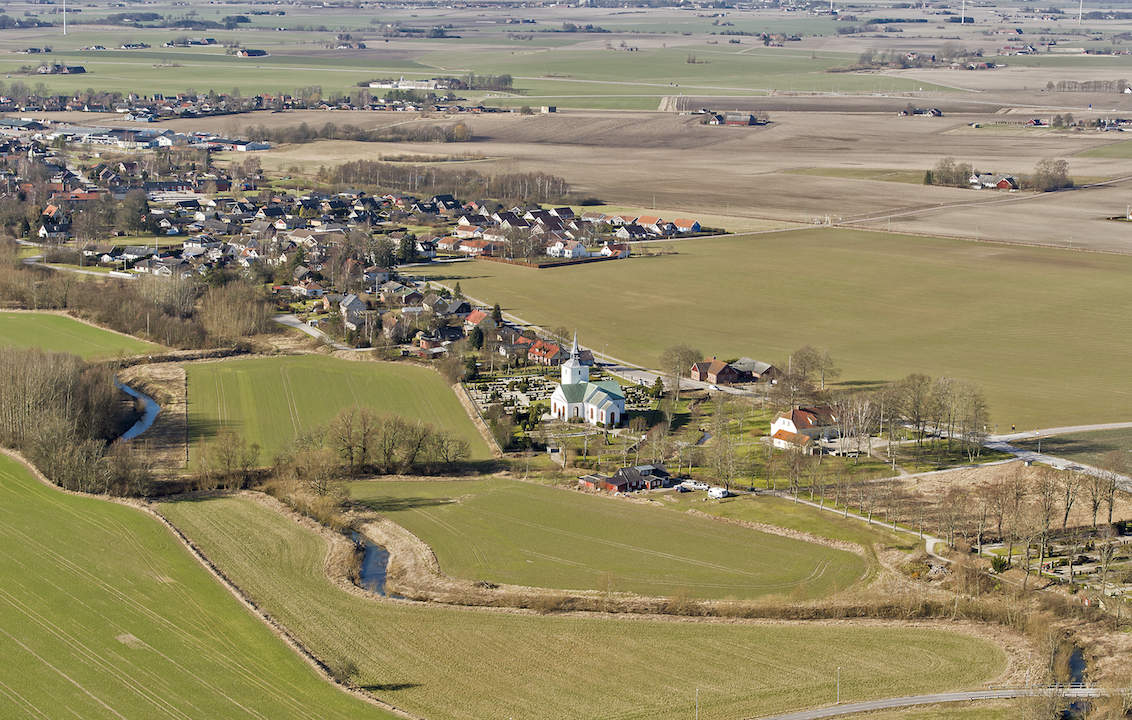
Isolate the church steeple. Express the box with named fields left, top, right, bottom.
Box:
left=561, top=331, right=588, bottom=385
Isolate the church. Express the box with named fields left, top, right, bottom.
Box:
left=550, top=334, right=626, bottom=426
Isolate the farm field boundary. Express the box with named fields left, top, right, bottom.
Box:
left=0, top=449, right=395, bottom=720
left=160, top=490, right=1013, bottom=720
left=413, top=227, right=1132, bottom=428
left=184, top=355, right=492, bottom=462
left=0, top=310, right=161, bottom=358
left=347, top=477, right=867, bottom=601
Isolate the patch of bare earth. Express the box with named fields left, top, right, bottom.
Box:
left=896, top=460, right=1132, bottom=526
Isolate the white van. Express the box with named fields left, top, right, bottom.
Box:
left=708, top=487, right=729, bottom=499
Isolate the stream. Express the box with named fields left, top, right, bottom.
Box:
left=116, top=380, right=161, bottom=441
left=351, top=532, right=401, bottom=598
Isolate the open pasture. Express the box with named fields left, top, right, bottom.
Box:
left=0, top=311, right=159, bottom=358
left=185, top=355, right=491, bottom=460
left=161, top=492, right=1008, bottom=720
left=413, top=227, right=1132, bottom=428
left=347, top=477, right=865, bottom=600
left=0, top=453, right=392, bottom=720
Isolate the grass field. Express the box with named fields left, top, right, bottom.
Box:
left=667, top=493, right=918, bottom=551
left=1014, top=427, right=1132, bottom=469
left=185, top=355, right=491, bottom=461
left=1078, top=140, right=1132, bottom=159
left=347, top=478, right=865, bottom=600
left=161, top=492, right=1008, bottom=720
left=412, top=227, right=1132, bottom=428
left=0, top=453, right=393, bottom=720
left=0, top=312, right=160, bottom=358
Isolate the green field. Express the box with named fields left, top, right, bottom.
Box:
left=161, top=492, right=1008, bottom=720
left=668, top=493, right=917, bottom=550
left=0, top=452, right=392, bottom=720
left=1078, top=139, right=1132, bottom=159
left=1014, top=427, right=1132, bottom=468
left=347, top=478, right=865, bottom=600
left=185, top=355, right=491, bottom=460
left=413, top=227, right=1132, bottom=428
left=0, top=312, right=160, bottom=358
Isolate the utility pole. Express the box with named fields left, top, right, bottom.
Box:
left=837, top=667, right=841, bottom=704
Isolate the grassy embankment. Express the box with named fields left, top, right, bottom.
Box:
left=412, top=226, right=1132, bottom=428
left=0, top=453, right=394, bottom=719
left=0, top=311, right=160, bottom=358
left=348, top=477, right=867, bottom=600
left=184, top=355, right=492, bottom=462
left=161, top=492, right=1008, bottom=720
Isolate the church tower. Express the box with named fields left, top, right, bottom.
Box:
left=560, top=331, right=588, bottom=385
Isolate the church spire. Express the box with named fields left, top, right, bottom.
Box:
left=561, top=331, right=588, bottom=385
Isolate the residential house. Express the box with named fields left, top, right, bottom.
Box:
left=600, top=242, right=630, bottom=259
left=671, top=218, right=701, bottom=234
left=464, top=309, right=497, bottom=334
left=770, top=406, right=839, bottom=449
left=547, top=239, right=588, bottom=259
left=528, top=339, right=566, bottom=366
left=615, top=223, right=651, bottom=241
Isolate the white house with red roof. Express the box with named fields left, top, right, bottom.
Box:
left=770, top=406, right=839, bottom=450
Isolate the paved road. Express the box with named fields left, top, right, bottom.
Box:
left=753, top=687, right=1110, bottom=720
left=273, top=313, right=361, bottom=352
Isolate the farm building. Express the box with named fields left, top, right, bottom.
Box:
left=690, top=358, right=740, bottom=385
left=730, top=357, right=780, bottom=383
left=969, top=173, right=1018, bottom=190
left=578, top=465, right=672, bottom=492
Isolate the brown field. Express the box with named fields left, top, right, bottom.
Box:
left=895, top=461, right=1132, bottom=529
left=167, top=102, right=1132, bottom=251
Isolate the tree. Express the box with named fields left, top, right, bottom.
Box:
left=658, top=343, right=701, bottom=402
left=199, top=429, right=260, bottom=489
left=1031, top=157, right=1071, bottom=192
left=396, top=234, right=418, bottom=264
left=791, top=346, right=840, bottom=390
left=897, top=373, right=935, bottom=453
left=491, top=302, right=503, bottom=325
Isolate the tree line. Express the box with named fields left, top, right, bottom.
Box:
left=0, top=346, right=152, bottom=495
left=316, top=160, right=572, bottom=204
left=245, top=121, right=472, bottom=146
left=1046, top=79, right=1129, bottom=93
left=198, top=405, right=473, bottom=493
left=0, top=253, right=275, bottom=349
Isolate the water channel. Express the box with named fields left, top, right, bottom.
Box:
left=116, top=380, right=161, bottom=441
left=351, top=531, right=401, bottom=598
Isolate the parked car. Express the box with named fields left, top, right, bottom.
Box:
left=692, top=481, right=710, bottom=491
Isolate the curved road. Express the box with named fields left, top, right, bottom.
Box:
left=753, top=686, right=1110, bottom=720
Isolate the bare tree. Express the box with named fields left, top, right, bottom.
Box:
left=1060, top=466, right=1083, bottom=529
left=658, top=343, right=701, bottom=402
